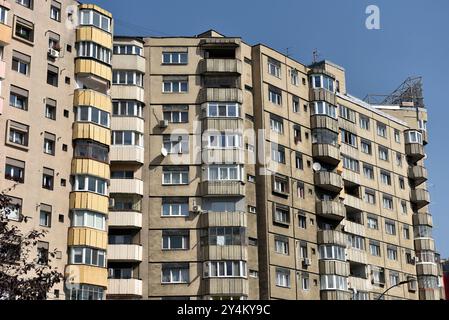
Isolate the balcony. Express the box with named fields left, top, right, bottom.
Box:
left=111, top=116, right=145, bottom=133
left=111, top=85, right=145, bottom=102
left=410, top=188, right=430, bottom=209
left=110, top=179, right=144, bottom=196
left=202, top=245, right=248, bottom=261
left=73, top=89, right=111, bottom=113
left=76, top=25, right=113, bottom=49
left=198, top=88, right=243, bottom=104
left=0, top=59, right=5, bottom=80
left=318, top=260, right=349, bottom=277
left=110, top=145, right=144, bottom=164
left=107, top=244, right=143, bottom=262
left=107, top=279, right=143, bottom=297
left=199, top=38, right=240, bottom=47
left=72, top=122, right=111, bottom=146
left=75, top=58, right=112, bottom=87
left=405, top=143, right=425, bottom=162
left=343, top=195, right=363, bottom=213
left=0, top=23, right=12, bottom=46
left=343, top=220, right=365, bottom=237
left=421, top=130, right=428, bottom=145
left=112, top=55, right=146, bottom=74
left=67, top=227, right=108, bottom=250
left=199, top=59, right=242, bottom=75
left=412, top=213, right=433, bottom=227
left=71, top=158, right=110, bottom=180
left=315, top=200, right=345, bottom=221
left=69, top=191, right=109, bottom=214
left=311, top=115, right=339, bottom=133
left=419, top=288, right=441, bottom=301
left=65, top=265, right=108, bottom=288
left=314, top=171, right=343, bottom=193
left=348, top=276, right=369, bottom=292
left=408, top=165, right=428, bottom=186
left=309, top=88, right=336, bottom=105
left=202, top=148, right=245, bottom=164
left=414, top=238, right=435, bottom=251
left=108, top=211, right=142, bottom=229
left=200, top=211, right=247, bottom=228
left=320, top=290, right=351, bottom=300
left=317, top=230, right=347, bottom=247
left=341, top=170, right=361, bottom=187
left=200, top=181, right=245, bottom=197
left=312, top=144, right=340, bottom=165
left=416, top=263, right=439, bottom=277
left=202, top=118, right=244, bottom=131
left=346, top=248, right=367, bottom=264
left=202, top=278, right=248, bottom=296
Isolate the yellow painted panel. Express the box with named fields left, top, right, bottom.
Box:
left=71, top=159, right=110, bottom=180
left=76, top=26, right=112, bottom=49
left=75, top=59, right=112, bottom=82
left=0, top=23, right=12, bottom=45
left=79, top=4, right=113, bottom=18
left=65, top=264, right=108, bottom=288
left=73, top=89, right=112, bottom=113
left=69, top=192, right=109, bottom=214
left=68, top=227, right=108, bottom=249
left=73, top=122, right=111, bottom=145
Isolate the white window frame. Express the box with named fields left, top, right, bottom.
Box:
left=79, top=9, right=111, bottom=33
left=72, top=210, right=106, bottom=231
left=162, top=80, right=188, bottom=93
left=162, top=52, right=188, bottom=64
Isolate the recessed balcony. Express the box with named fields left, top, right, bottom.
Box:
left=200, top=181, right=245, bottom=197
left=315, top=200, right=345, bottom=220
left=408, top=165, right=428, bottom=186
left=199, top=59, right=242, bottom=75
left=317, top=230, right=347, bottom=247
left=109, top=179, right=144, bottom=196
left=405, top=143, right=425, bottom=162
left=107, top=278, right=143, bottom=297
left=314, top=171, right=343, bottom=193
left=341, top=170, right=361, bottom=188
left=202, top=278, right=248, bottom=297
left=200, top=211, right=247, bottom=228
left=108, top=211, right=142, bottom=229
left=312, top=144, right=340, bottom=165
left=348, top=276, right=369, bottom=292
left=343, top=220, right=365, bottom=237
left=202, top=245, right=248, bottom=261
left=107, top=244, right=143, bottom=262
left=202, top=148, right=245, bottom=164
left=309, top=88, right=336, bottom=105
left=198, top=88, right=243, bottom=104
left=110, top=145, right=144, bottom=164
left=410, top=188, right=430, bottom=209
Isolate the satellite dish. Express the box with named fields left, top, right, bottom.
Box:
left=312, top=162, right=322, bottom=172
left=161, top=147, right=168, bottom=157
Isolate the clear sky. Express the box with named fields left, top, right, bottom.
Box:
left=85, top=0, right=449, bottom=256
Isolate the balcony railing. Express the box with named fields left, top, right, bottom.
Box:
left=202, top=245, right=248, bottom=261
left=107, top=244, right=143, bottom=262
left=312, top=144, right=340, bottom=165
left=314, top=171, right=343, bottom=193
left=199, top=59, right=242, bottom=75
left=405, top=143, right=425, bottom=161
left=310, top=115, right=339, bottom=133
left=198, top=88, right=243, bottom=104
left=408, top=165, right=428, bottom=186
left=200, top=180, right=245, bottom=197
left=200, top=211, right=247, bottom=228
left=110, top=178, right=144, bottom=196
left=108, top=211, right=142, bottom=229
left=315, top=200, right=345, bottom=220
left=410, top=188, right=430, bottom=209
left=202, top=278, right=248, bottom=296
left=317, top=230, right=347, bottom=247
left=107, top=278, right=143, bottom=296
left=309, top=88, right=336, bottom=105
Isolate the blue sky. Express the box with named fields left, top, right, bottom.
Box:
left=86, top=0, right=449, bottom=256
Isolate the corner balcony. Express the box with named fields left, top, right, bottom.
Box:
left=109, top=178, right=144, bottom=196
left=311, top=115, right=339, bottom=133
left=408, top=165, right=428, bottom=186
left=318, top=260, right=349, bottom=277
left=412, top=213, right=433, bottom=227
left=108, top=211, right=142, bottom=229
left=200, top=211, right=247, bottom=228
left=202, top=245, right=248, bottom=261
left=317, top=230, right=347, bottom=247
left=199, top=59, right=242, bottom=75
left=202, top=278, right=248, bottom=297
left=110, top=145, right=144, bottom=164
left=410, top=188, right=430, bottom=209
left=312, top=144, right=340, bottom=165
left=309, top=88, right=336, bottom=105
left=315, top=200, right=345, bottom=221
left=107, top=279, right=143, bottom=297
left=107, top=244, right=143, bottom=262
left=405, top=143, right=425, bottom=162
left=414, top=238, right=435, bottom=251
left=200, top=180, right=245, bottom=197
left=0, top=23, right=12, bottom=46
left=202, top=148, right=245, bottom=164
left=76, top=25, right=113, bottom=49
left=416, top=263, right=439, bottom=277
left=198, top=88, right=243, bottom=104
left=314, top=171, right=343, bottom=193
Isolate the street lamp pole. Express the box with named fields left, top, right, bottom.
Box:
left=376, top=279, right=415, bottom=300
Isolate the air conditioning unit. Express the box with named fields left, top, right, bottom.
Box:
left=303, top=258, right=311, bottom=266
left=192, top=205, right=202, bottom=213
left=108, top=198, right=115, bottom=208
left=48, top=48, right=60, bottom=58
left=159, top=119, right=168, bottom=128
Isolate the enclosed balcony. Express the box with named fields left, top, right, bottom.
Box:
left=109, top=178, right=144, bottom=196
left=405, top=143, right=425, bottom=162
left=107, top=244, right=143, bottom=262
left=412, top=213, right=433, bottom=227
left=202, top=278, right=248, bottom=297
left=75, top=58, right=112, bottom=91
left=311, top=115, right=339, bottom=133
left=198, top=88, right=243, bottom=104
left=410, top=188, right=430, bottom=209
left=414, top=238, right=435, bottom=251
left=108, top=211, right=142, bottom=229
left=416, top=263, right=439, bottom=277
left=314, top=171, right=343, bottom=193
left=408, top=165, right=428, bottom=186
left=309, top=88, right=336, bottom=105
left=199, top=59, right=242, bottom=75
left=200, top=211, right=247, bottom=228
left=107, top=278, right=143, bottom=297
left=319, top=260, right=349, bottom=277
left=315, top=200, right=345, bottom=220
left=200, top=181, right=245, bottom=197
left=312, top=144, right=340, bottom=165
left=317, top=230, right=347, bottom=247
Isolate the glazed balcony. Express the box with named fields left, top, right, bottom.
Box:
left=108, top=211, right=142, bottom=229
left=410, top=188, right=430, bottom=209
left=202, top=245, right=248, bottom=261
left=202, top=278, right=248, bottom=296
left=314, top=171, right=343, bottom=193
left=310, top=115, right=339, bottom=133
left=317, top=230, right=347, bottom=247
left=75, top=58, right=112, bottom=90
left=109, top=178, right=144, bottom=196
left=199, top=59, right=242, bottom=75
left=405, top=143, right=425, bottom=162
left=200, top=180, right=245, bottom=197
left=408, top=165, right=428, bottom=186
left=200, top=211, right=247, bottom=228
left=414, top=238, right=435, bottom=251
left=107, top=279, right=143, bottom=297
left=198, top=88, right=243, bottom=104
left=107, top=244, right=143, bottom=262
left=416, top=263, right=439, bottom=277
left=315, top=200, right=345, bottom=221
left=312, top=144, right=340, bottom=166
left=309, top=88, right=336, bottom=105
left=412, top=213, right=433, bottom=227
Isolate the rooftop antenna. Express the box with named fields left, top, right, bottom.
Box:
left=312, top=48, right=320, bottom=63
left=285, top=47, right=293, bottom=58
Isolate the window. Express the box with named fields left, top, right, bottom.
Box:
left=50, top=1, right=61, bottom=22
left=274, top=236, right=289, bottom=255
left=394, top=129, right=401, bottom=143
left=9, top=86, right=29, bottom=111
left=371, top=267, right=385, bottom=285
left=380, top=170, right=391, bottom=186
left=72, top=211, right=106, bottom=231
left=342, top=155, right=359, bottom=172
left=387, top=246, right=398, bottom=260
left=275, top=268, right=290, bottom=288
left=414, top=225, right=433, bottom=238
left=47, top=64, right=58, bottom=86
left=364, top=188, right=376, bottom=205
left=319, top=245, right=346, bottom=261
left=377, top=122, right=387, bottom=138
left=161, top=263, right=189, bottom=283
left=249, top=270, right=259, bottom=278
left=248, top=206, right=257, bottom=214
left=360, top=115, right=370, bottom=130
left=399, top=177, right=405, bottom=189
left=39, top=205, right=52, bottom=227
left=16, top=0, right=33, bottom=9
left=273, top=175, right=289, bottom=195
left=162, top=52, right=188, bottom=64
left=353, top=291, right=369, bottom=300
left=395, top=152, right=402, bottom=167
left=418, top=120, right=427, bottom=131
left=68, top=284, right=104, bottom=300
left=206, top=165, right=243, bottom=181
left=270, top=115, right=284, bottom=134
left=162, top=230, right=189, bottom=250
left=292, top=96, right=300, bottom=113
left=45, top=98, right=56, bottom=120
left=407, top=276, right=417, bottom=291
left=161, top=198, right=189, bottom=217
left=206, top=133, right=242, bottom=149
left=298, top=213, right=307, bottom=229
left=339, top=105, right=356, bottom=123
left=42, top=168, right=54, bottom=190
left=385, top=220, right=396, bottom=235
left=163, top=105, right=188, bottom=123
left=3, top=197, right=22, bottom=221
left=112, top=131, right=143, bottom=147
left=348, top=234, right=365, bottom=250
left=383, top=195, right=393, bottom=210
left=390, top=271, right=400, bottom=286
left=369, top=240, right=381, bottom=256
left=340, top=129, right=357, bottom=147
left=247, top=175, right=255, bottom=183
left=205, top=102, right=240, bottom=118
left=273, top=204, right=290, bottom=225
left=74, top=175, right=107, bottom=195
left=76, top=106, right=110, bottom=128
left=74, top=141, right=109, bottom=163
left=15, top=17, right=34, bottom=42
left=363, top=164, right=374, bottom=180
left=203, top=261, right=247, bottom=278
left=112, top=100, right=143, bottom=117
left=295, top=153, right=304, bottom=170
left=113, top=45, right=142, bottom=56
left=110, top=171, right=133, bottom=179
left=201, top=227, right=246, bottom=246
left=311, top=101, right=337, bottom=118
left=268, top=58, right=281, bottom=78
left=77, top=41, right=112, bottom=65
left=310, top=74, right=334, bottom=92
left=12, top=51, right=30, bottom=75
left=162, top=77, right=188, bottom=93
left=8, top=121, right=29, bottom=147
left=37, top=241, right=49, bottom=265
left=360, top=139, right=371, bottom=154
left=162, top=167, right=189, bottom=185
left=0, top=6, right=8, bottom=24
left=320, top=275, right=347, bottom=290
left=268, top=87, right=282, bottom=105
left=403, top=225, right=410, bottom=239
left=113, top=71, right=144, bottom=86
left=80, top=9, right=111, bottom=32
left=312, top=128, right=338, bottom=146
left=293, top=125, right=302, bottom=143
left=111, top=196, right=141, bottom=212
left=297, top=182, right=305, bottom=199
left=271, top=143, right=286, bottom=164
left=5, top=158, right=25, bottom=183
left=405, top=130, right=423, bottom=144
left=300, top=273, right=309, bottom=290
left=69, top=247, right=106, bottom=267
left=378, top=146, right=389, bottom=161
left=367, top=215, right=378, bottom=230
left=290, top=68, right=299, bottom=85
left=43, top=132, right=56, bottom=155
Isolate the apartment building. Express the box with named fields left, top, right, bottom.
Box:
left=0, top=1, right=443, bottom=300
